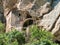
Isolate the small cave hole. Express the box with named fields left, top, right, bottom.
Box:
left=18, top=13, right=21, bottom=17
left=23, top=20, right=33, bottom=27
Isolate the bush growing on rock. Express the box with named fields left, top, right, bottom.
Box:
left=0, top=21, right=5, bottom=33
left=0, top=25, right=59, bottom=45
left=25, top=25, right=59, bottom=45
left=0, top=29, right=25, bottom=45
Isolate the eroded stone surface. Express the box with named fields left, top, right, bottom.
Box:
left=38, top=2, right=60, bottom=32
left=1, top=0, right=60, bottom=36
left=52, top=17, right=60, bottom=34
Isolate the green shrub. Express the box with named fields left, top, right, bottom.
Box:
left=6, top=29, right=25, bottom=45
left=0, top=34, right=19, bottom=45
left=0, top=25, right=59, bottom=45
left=0, top=21, right=5, bottom=33
left=0, top=29, right=25, bottom=45
left=25, top=25, right=59, bottom=45
left=30, top=25, right=53, bottom=41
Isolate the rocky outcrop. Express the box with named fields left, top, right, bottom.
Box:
left=38, top=2, right=60, bottom=33
left=3, top=0, right=51, bottom=32
left=1, top=0, right=60, bottom=41
left=2, top=0, right=60, bottom=33
left=0, top=0, right=59, bottom=42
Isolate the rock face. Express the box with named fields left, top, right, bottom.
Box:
left=38, top=2, right=60, bottom=33
left=0, top=0, right=60, bottom=42
left=3, top=0, right=51, bottom=32
left=1, top=0, right=60, bottom=40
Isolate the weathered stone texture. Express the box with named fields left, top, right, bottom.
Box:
left=1, top=0, right=60, bottom=41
